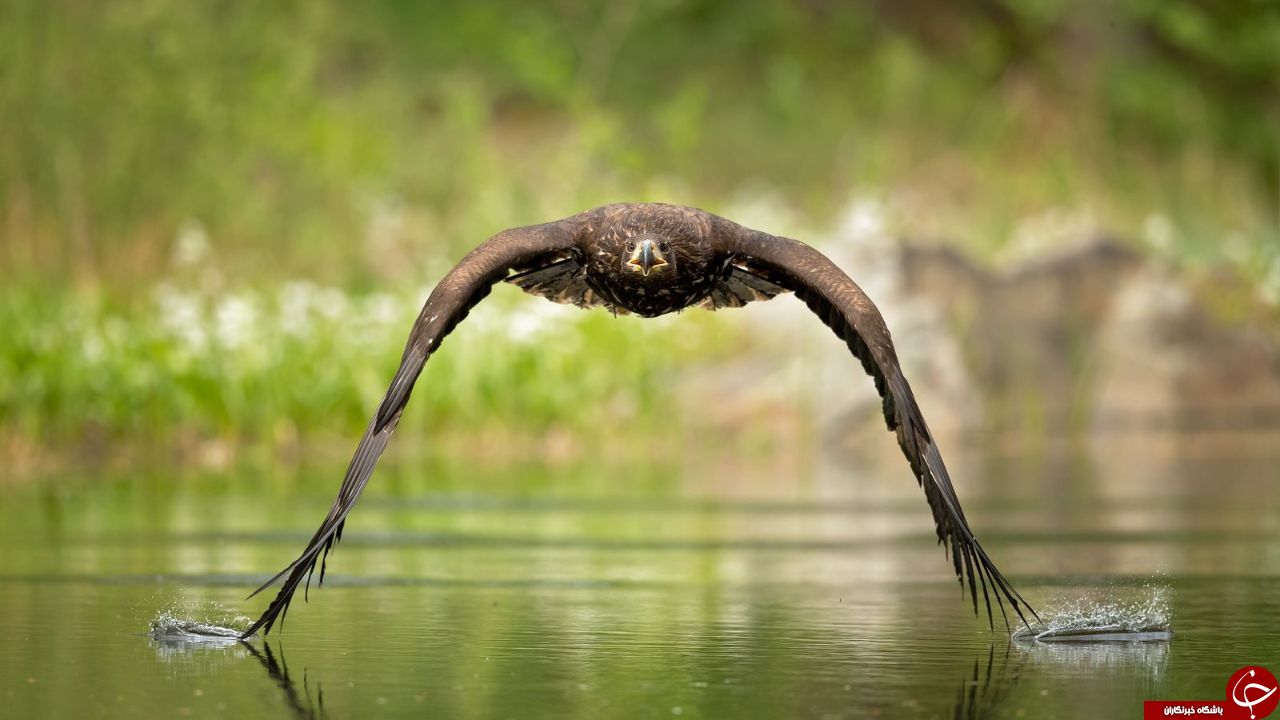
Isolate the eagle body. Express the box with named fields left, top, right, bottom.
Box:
left=578, top=204, right=721, bottom=317
left=240, top=202, right=1038, bottom=638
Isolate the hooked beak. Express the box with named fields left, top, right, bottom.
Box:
left=627, top=239, right=668, bottom=276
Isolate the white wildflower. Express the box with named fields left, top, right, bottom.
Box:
left=314, top=286, right=349, bottom=322
left=82, top=330, right=106, bottom=365
left=362, top=292, right=401, bottom=329
left=214, top=293, right=258, bottom=350
left=278, top=281, right=319, bottom=338
left=347, top=292, right=403, bottom=345
left=173, top=219, right=211, bottom=268
left=506, top=304, right=551, bottom=344
left=153, top=284, right=208, bottom=353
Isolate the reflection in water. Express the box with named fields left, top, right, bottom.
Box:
left=156, top=632, right=1030, bottom=720
left=1016, top=635, right=1169, bottom=682
left=139, top=626, right=1175, bottom=720
left=147, top=625, right=247, bottom=677
left=952, top=642, right=1026, bottom=720
left=148, top=616, right=324, bottom=718
left=242, top=642, right=325, bottom=720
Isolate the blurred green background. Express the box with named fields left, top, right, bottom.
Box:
left=1, top=0, right=1278, bottom=467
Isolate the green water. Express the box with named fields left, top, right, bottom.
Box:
left=2, top=440, right=1278, bottom=718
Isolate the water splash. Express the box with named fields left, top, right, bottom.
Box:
left=148, top=602, right=249, bottom=646
left=1014, top=583, right=1172, bottom=642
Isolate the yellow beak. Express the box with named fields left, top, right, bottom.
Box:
left=627, top=239, right=668, bottom=276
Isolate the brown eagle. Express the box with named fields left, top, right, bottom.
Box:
left=241, top=202, right=1038, bottom=637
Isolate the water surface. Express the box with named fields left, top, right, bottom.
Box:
left=2, top=439, right=1277, bottom=718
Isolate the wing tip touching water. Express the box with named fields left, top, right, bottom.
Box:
left=240, top=422, right=393, bottom=639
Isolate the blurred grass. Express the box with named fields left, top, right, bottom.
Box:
left=0, top=1, right=1277, bottom=457
left=0, top=279, right=742, bottom=456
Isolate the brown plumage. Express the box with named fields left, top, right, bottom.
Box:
left=240, top=202, right=1039, bottom=638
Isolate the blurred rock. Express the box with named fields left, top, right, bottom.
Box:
left=1093, top=265, right=1280, bottom=435
left=782, top=235, right=1280, bottom=452
left=899, top=238, right=1147, bottom=441
left=674, top=220, right=1279, bottom=465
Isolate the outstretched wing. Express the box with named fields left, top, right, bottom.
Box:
left=714, top=224, right=1038, bottom=630
left=241, top=217, right=586, bottom=638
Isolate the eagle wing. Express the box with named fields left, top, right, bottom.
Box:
left=714, top=224, right=1037, bottom=630
left=504, top=252, right=612, bottom=310
left=698, top=258, right=792, bottom=310
left=241, top=217, right=586, bottom=637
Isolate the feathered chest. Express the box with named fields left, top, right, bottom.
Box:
left=585, top=263, right=720, bottom=317
left=504, top=242, right=725, bottom=317
left=579, top=226, right=723, bottom=316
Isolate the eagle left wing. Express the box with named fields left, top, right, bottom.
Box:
left=698, top=258, right=792, bottom=310
left=712, top=222, right=1038, bottom=630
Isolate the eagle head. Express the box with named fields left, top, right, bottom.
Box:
left=622, top=235, right=674, bottom=277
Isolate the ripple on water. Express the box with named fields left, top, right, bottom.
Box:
left=1014, top=582, right=1172, bottom=642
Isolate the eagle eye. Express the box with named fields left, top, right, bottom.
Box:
left=658, top=241, right=670, bottom=253
left=625, top=241, right=636, bottom=253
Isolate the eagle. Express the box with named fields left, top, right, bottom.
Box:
left=240, top=202, right=1038, bottom=638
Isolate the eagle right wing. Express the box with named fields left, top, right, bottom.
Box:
left=241, top=215, right=588, bottom=638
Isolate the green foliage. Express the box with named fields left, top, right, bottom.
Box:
left=0, top=281, right=739, bottom=446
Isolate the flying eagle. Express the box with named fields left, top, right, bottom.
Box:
left=241, top=202, right=1038, bottom=638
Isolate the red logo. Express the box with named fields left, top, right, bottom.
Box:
left=1229, top=666, right=1279, bottom=720
left=1144, top=665, right=1278, bottom=720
